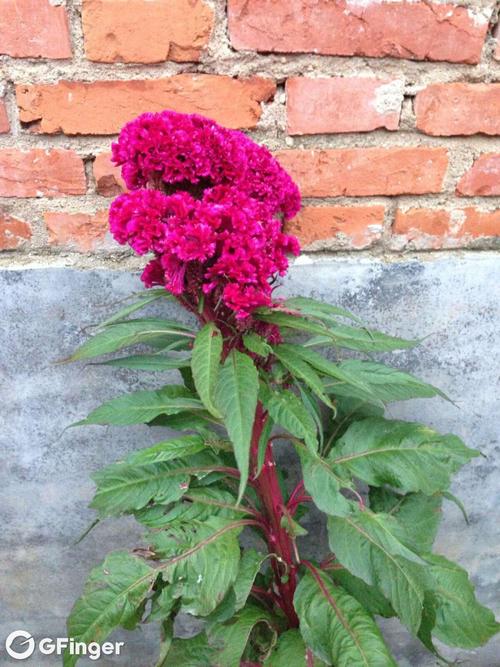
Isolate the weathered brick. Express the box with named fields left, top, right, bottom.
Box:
left=0, top=0, right=72, bottom=59
left=0, top=149, right=86, bottom=198
left=93, top=153, right=125, bottom=196
left=0, top=101, right=9, bottom=134
left=457, top=154, right=500, bottom=197
left=45, top=211, right=109, bottom=252
left=275, top=147, right=447, bottom=196
left=0, top=213, right=32, bottom=250
left=285, top=206, right=385, bottom=249
left=16, top=77, right=275, bottom=135
left=286, top=77, right=403, bottom=135
left=82, top=0, right=214, bottom=63
left=228, top=0, right=490, bottom=65
left=392, top=208, right=500, bottom=249
left=415, top=84, right=500, bottom=136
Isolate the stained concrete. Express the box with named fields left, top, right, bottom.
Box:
left=0, top=254, right=499, bottom=665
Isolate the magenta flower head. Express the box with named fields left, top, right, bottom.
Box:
left=109, top=110, right=301, bottom=326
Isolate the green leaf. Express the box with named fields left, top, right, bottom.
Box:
left=256, top=310, right=334, bottom=338
left=284, top=296, right=362, bottom=324
left=369, top=488, right=442, bottom=553
left=328, top=510, right=427, bottom=633
left=192, top=323, right=223, bottom=418
left=96, top=353, right=191, bottom=371
left=243, top=332, right=272, bottom=357
left=91, top=452, right=218, bottom=516
left=305, top=323, right=419, bottom=353
left=294, top=569, right=398, bottom=666
left=273, top=345, right=333, bottom=407
left=330, top=568, right=394, bottom=618
left=423, top=554, right=500, bottom=648
left=125, top=435, right=205, bottom=465
left=76, top=385, right=204, bottom=426
left=327, top=360, right=449, bottom=403
left=98, top=289, right=173, bottom=328
left=160, top=633, right=215, bottom=666
left=260, top=385, right=318, bottom=451
left=215, top=350, right=259, bottom=502
left=264, top=629, right=327, bottom=666
left=282, top=344, right=375, bottom=400
left=298, top=447, right=353, bottom=517
left=67, top=318, right=194, bottom=361
left=64, top=552, right=155, bottom=667
left=209, top=604, right=275, bottom=667
left=152, top=517, right=244, bottom=616
left=331, top=417, right=479, bottom=495
left=232, top=549, right=266, bottom=611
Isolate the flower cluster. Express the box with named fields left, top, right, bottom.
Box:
left=109, top=110, right=301, bottom=319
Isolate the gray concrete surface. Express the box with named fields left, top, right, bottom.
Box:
left=0, top=254, right=499, bottom=665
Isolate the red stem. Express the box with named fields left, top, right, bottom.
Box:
left=250, top=403, right=300, bottom=628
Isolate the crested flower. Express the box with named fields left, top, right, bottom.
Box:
left=108, top=110, right=301, bottom=322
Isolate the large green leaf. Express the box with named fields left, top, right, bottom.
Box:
left=135, top=488, right=240, bottom=528
left=125, top=434, right=206, bottom=465
left=328, top=510, right=427, bottom=633
left=294, top=569, right=397, bottom=666
left=264, top=629, right=327, bottom=666
left=331, top=417, right=478, bottom=495
left=329, top=568, right=394, bottom=618
left=369, top=488, right=442, bottom=553
left=326, top=360, right=448, bottom=403
left=243, top=332, right=272, bottom=357
left=67, top=318, right=194, bottom=361
left=423, top=554, right=500, bottom=648
left=96, top=353, right=191, bottom=371
left=159, top=633, right=215, bottom=667
left=151, top=517, right=244, bottom=616
left=64, top=552, right=156, bottom=667
left=284, top=296, right=361, bottom=324
left=298, top=447, right=353, bottom=517
left=209, top=604, right=275, bottom=667
left=215, top=350, right=259, bottom=502
left=282, top=344, right=374, bottom=399
left=260, top=385, right=318, bottom=451
left=76, top=385, right=204, bottom=426
left=98, top=289, right=174, bottom=327
left=273, top=345, right=333, bottom=407
left=305, top=324, right=419, bottom=353
left=232, top=549, right=266, bottom=611
left=91, top=452, right=218, bottom=516
left=192, top=323, right=223, bottom=418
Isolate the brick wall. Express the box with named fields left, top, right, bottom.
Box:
left=0, top=0, right=499, bottom=258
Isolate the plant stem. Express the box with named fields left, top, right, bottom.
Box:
left=250, top=403, right=300, bottom=628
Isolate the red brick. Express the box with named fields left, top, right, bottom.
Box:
left=0, top=149, right=86, bottom=198
left=0, top=101, right=9, bottom=134
left=45, top=211, right=109, bottom=251
left=415, top=84, right=500, bottom=136
left=286, top=77, right=403, bottom=135
left=82, top=0, right=213, bottom=64
left=285, top=206, right=385, bottom=249
left=93, top=153, right=125, bottom=196
left=16, top=76, right=275, bottom=135
left=228, top=0, right=490, bottom=65
left=393, top=207, right=500, bottom=249
left=457, top=154, right=500, bottom=197
left=0, top=0, right=72, bottom=59
left=0, top=213, right=32, bottom=250
left=275, top=147, right=447, bottom=196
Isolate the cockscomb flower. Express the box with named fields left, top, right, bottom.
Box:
left=108, top=110, right=301, bottom=322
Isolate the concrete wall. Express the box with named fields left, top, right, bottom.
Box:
left=1, top=253, right=498, bottom=665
